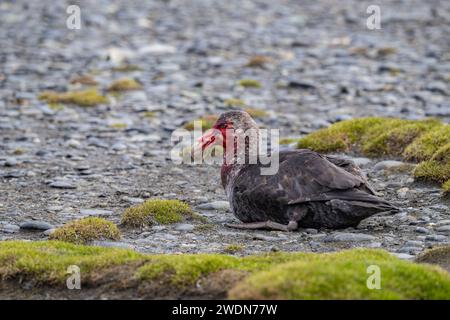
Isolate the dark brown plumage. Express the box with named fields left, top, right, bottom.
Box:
left=198, top=110, right=399, bottom=231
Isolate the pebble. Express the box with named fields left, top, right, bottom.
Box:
left=174, top=223, right=195, bottom=232
left=49, top=181, right=77, bottom=189
left=80, top=209, right=114, bottom=216
left=324, top=232, right=376, bottom=242
left=20, top=220, right=54, bottom=231
left=197, top=201, right=230, bottom=211
left=374, top=160, right=407, bottom=171
left=43, top=228, right=56, bottom=236
left=351, top=157, right=372, bottom=167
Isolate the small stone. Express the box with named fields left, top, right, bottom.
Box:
left=351, top=157, right=372, bottom=167
left=92, top=241, right=134, bottom=250
left=425, top=235, right=447, bottom=242
left=20, top=220, right=54, bottom=231
left=436, top=220, right=450, bottom=227
left=435, top=226, right=450, bottom=234
left=43, top=228, right=56, bottom=236
left=415, top=226, right=429, bottom=234
left=111, top=142, right=127, bottom=151
left=1, top=224, right=20, bottom=233
left=324, top=232, right=375, bottom=242
left=66, top=139, right=81, bottom=148
left=174, top=223, right=195, bottom=232
left=197, top=201, right=230, bottom=211
left=49, top=181, right=77, bottom=189
left=404, top=240, right=423, bottom=247
left=4, top=157, right=18, bottom=167
left=374, top=160, right=406, bottom=171
left=397, top=187, right=410, bottom=199
left=80, top=209, right=114, bottom=216
left=123, top=196, right=144, bottom=204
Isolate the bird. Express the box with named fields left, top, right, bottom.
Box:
left=194, top=110, right=399, bottom=231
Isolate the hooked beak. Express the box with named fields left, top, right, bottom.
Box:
left=191, top=128, right=222, bottom=158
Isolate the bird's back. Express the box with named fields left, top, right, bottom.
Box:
left=226, top=149, right=398, bottom=228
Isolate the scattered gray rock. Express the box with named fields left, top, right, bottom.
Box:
left=91, top=241, right=135, bottom=250
left=1, top=224, right=20, bottom=233
left=374, top=160, right=407, bottom=171
left=20, top=220, right=54, bottom=231
left=49, top=181, right=77, bottom=189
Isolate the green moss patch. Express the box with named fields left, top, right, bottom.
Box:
left=107, top=78, right=142, bottom=91
left=121, top=199, right=193, bottom=227
left=443, top=180, right=450, bottom=196
left=297, top=118, right=449, bottom=190
left=0, top=241, right=144, bottom=284
left=70, top=75, right=99, bottom=86
left=1, top=242, right=448, bottom=300
left=38, top=89, right=108, bottom=107
left=49, top=217, right=121, bottom=244
left=238, top=79, right=262, bottom=88
left=184, top=115, right=218, bottom=131
left=229, top=249, right=450, bottom=300
left=404, top=125, right=450, bottom=161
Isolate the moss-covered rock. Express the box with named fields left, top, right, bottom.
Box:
left=38, top=89, right=108, bottom=107
left=107, top=78, right=142, bottom=91
left=296, top=118, right=449, bottom=191
left=49, top=217, right=121, bottom=244
left=1, top=242, right=448, bottom=300
left=229, top=249, right=450, bottom=299
left=70, top=75, right=99, bottom=86
left=443, top=180, right=450, bottom=196
left=121, top=199, right=193, bottom=227
left=238, top=79, right=262, bottom=88
left=183, top=115, right=218, bottom=131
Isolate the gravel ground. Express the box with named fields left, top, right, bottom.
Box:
left=0, top=0, right=449, bottom=258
